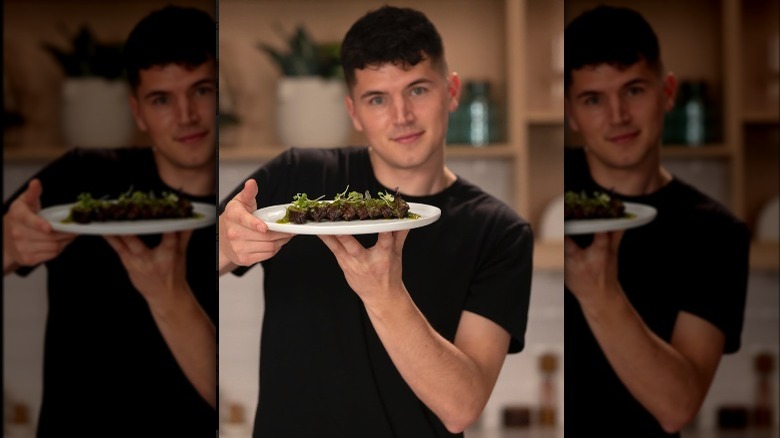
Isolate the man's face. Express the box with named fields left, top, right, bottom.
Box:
left=129, top=59, right=217, bottom=172
left=565, top=59, right=676, bottom=171
left=345, top=58, right=459, bottom=172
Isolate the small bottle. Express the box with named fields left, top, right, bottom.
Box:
left=467, top=81, right=491, bottom=147
left=683, top=81, right=706, bottom=146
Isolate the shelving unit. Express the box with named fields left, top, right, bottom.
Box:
left=565, top=0, right=779, bottom=271
left=218, top=0, right=565, bottom=270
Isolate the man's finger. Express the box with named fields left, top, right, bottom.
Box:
left=318, top=234, right=343, bottom=257
left=177, top=229, right=194, bottom=253
left=336, top=234, right=364, bottom=257
left=393, top=229, right=409, bottom=253
left=120, top=235, right=147, bottom=255
left=563, top=236, right=581, bottom=257
left=609, top=229, right=625, bottom=254
left=22, top=179, right=43, bottom=213
left=236, top=179, right=259, bottom=211
left=103, top=235, right=125, bottom=256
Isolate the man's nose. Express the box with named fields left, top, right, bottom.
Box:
left=608, top=96, right=630, bottom=125
left=177, top=96, right=199, bottom=124
left=393, top=96, right=415, bottom=124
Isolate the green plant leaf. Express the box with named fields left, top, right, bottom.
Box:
left=40, top=23, right=125, bottom=79
left=256, top=23, right=342, bottom=78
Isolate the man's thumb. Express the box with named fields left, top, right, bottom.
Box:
left=22, top=179, right=43, bottom=212
left=238, top=179, right=259, bottom=209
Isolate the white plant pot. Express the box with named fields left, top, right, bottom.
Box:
left=276, top=77, right=351, bottom=148
left=61, top=77, right=136, bottom=148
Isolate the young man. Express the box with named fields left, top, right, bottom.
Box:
left=219, top=6, right=532, bottom=437
left=564, top=6, right=750, bottom=436
left=3, top=5, right=217, bottom=435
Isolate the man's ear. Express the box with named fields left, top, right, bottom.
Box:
left=129, top=95, right=148, bottom=132
left=345, top=95, right=363, bottom=132
left=564, top=98, right=580, bottom=132
left=663, top=72, right=678, bottom=112
left=447, top=72, right=461, bottom=112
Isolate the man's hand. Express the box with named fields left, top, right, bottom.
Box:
left=564, top=230, right=624, bottom=307
left=319, top=230, right=409, bottom=308
left=3, top=178, right=76, bottom=274
left=104, top=230, right=193, bottom=309
left=104, top=229, right=217, bottom=408
left=219, top=179, right=293, bottom=274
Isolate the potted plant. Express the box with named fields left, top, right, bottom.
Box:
left=258, top=25, right=351, bottom=148
left=42, top=24, right=135, bottom=148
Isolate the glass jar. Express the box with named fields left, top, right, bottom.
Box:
left=447, top=80, right=501, bottom=146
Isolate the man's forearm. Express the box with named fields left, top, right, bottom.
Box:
left=148, top=287, right=217, bottom=408
left=365, top=290, right=489, bottom=434
left=582, top=291, right=709, bottom=432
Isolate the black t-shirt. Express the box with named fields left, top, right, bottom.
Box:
left=219, top=146, right=533, bottom=438
left=3, top=147, right=217, bottom=437
left=564, top=147, right=750, bottom=437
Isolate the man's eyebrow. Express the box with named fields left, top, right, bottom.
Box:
left=143, top=90, right=169, bottom=101
left=573, top=78, right=650, bottom=101
left=358, top=78, right=435, bottom=101
left=573, top=89, right=600, bottom=101
left=142, top=77, right=216, bottom=100
left=359, top=89, right=386, bottom=101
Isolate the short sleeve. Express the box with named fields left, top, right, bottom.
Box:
left=463, top=216, right=534, bottom=354
left=678, top=213, right=750, bottom=354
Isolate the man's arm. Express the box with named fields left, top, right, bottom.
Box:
left=565, top=231, right=724, bottom=433
left=104, top=231, right=216, bottom=407
left=319, top=231, right=510, bottom=433
left=4, top=178, right=76, bottom=275
left=218, top=178, right=292, bottom=276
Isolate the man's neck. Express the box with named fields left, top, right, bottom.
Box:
left=368, top=149, right=456, bottom=197
left=586, top=153, right=672, bottom=197
left=153, top=154, right=215, bottom=197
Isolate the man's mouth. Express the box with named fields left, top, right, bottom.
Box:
left=392, top=131, right=424, bottom=144
left=607, top=130, right=639, bottom=145
left=177, top=130, right=209, bottom=144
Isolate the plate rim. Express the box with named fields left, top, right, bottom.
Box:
left=253, top=201, right=441, bottom=235
left=564, top=202, right=657, bottom=235
left=39, top=201, right=216, bottom=235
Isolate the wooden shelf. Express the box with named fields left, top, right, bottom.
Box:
left=750, top=241, right=780, bottom=271
left=527, top=110, right=565, bottom=125
left=743, top=110, right=780, bottom=125
left=659, top=145, right=734, bottom=158
left=4, top=145, right=70, bottom=162
left=446, top=144, right=517, bottom=158
left=218, top=137, right=519, bottom=161
left=534, top=240, right=563, bottom=270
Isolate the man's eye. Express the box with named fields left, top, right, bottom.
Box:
left=410, top=87, right=427, bottom=96
left=627, top=86, right=644, bottom=96
left=195, top=86, right=214, bottom=96
left=583, top=96, right=600, bottom=106
left=368, top=96, right=386, bottom=105
left=151, top=96, right=169, bottom=105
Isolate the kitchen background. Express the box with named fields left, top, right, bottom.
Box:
left=2, top=1, right=777, bottom=438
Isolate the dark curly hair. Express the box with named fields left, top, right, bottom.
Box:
left=565, top=5, right=662, bottom=95
left=124, top=5, right=216, bottom=91
left=340, top=5, right=447, bottom=90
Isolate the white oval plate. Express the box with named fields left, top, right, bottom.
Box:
left=253, top=202, right=441, bottom=235
left=39, top=202, right=216, bottom=235
left=564, top=202, right=657, bottom=235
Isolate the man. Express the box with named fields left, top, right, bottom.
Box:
left=3, top=5, right=217, bottom=435
left=564, top=6, right=749, bottom=436
left=219, top=6, right=532, bottom=437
